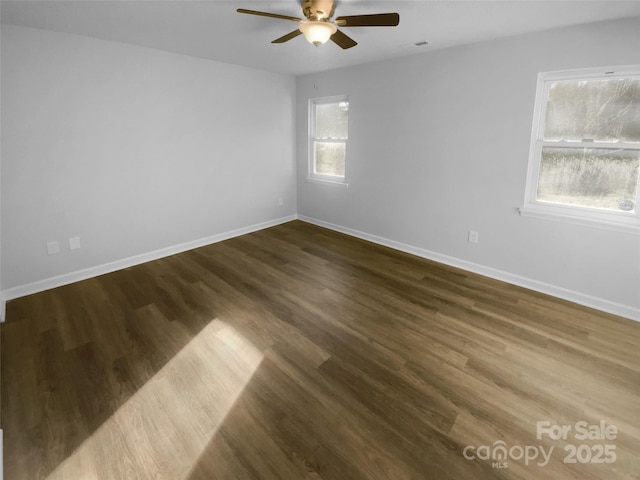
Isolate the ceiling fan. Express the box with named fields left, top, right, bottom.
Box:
left=237, top=0, right=400, bottom=49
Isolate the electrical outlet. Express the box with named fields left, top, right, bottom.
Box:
left=278, top=197, right=284, bottom=206
left=47, top=241, right=60, bottom=255
left=468, top=230, right=479, bottom=244
left=69, top=236, right=81, bottom=250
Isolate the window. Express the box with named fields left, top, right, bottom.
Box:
left=522, top=67, right=640, bottom=232
left=309, top=96, right=349, bottom=185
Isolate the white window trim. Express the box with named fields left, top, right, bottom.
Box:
left=307, top=95, right=349, bottom=187
left=520, top=65, right=640, bottom=234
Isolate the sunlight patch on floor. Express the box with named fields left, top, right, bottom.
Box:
left=47, top=319, right=263, bottom=480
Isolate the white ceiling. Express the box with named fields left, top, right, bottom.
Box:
left=3, top=0, right=640, bottom=76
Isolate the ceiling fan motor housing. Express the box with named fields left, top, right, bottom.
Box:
left=302, top=0, right=336, bottom=20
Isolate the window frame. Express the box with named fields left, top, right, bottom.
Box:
left=521, top=66, right=640, bottom=234
left=307, top=95, right=349, bottom=187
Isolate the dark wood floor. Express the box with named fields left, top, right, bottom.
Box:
left=2, top=220, right=639, bottom=479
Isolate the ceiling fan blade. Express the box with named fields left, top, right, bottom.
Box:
left=236, top=8, right=303, bottom=23
left=335, top=13, right=400, bottom=27
left=330, top=29, right=357, bottom=49
left=272, top=29, right=303, bottom=44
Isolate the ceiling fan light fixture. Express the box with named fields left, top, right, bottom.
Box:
left=299, top=20, right=337, bottom=46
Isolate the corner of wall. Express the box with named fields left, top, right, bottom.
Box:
left=1, top=12, right=4, bottom=326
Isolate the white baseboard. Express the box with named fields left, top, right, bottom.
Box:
left=0, top=215, right=297, bottom=321
left=2, top=213, right=638, bottom=323
left=297, top=215, right=640, bottom=322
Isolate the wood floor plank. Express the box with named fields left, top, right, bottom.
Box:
left=2, top=220, right=639, bottom=479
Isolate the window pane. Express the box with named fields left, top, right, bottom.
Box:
left=544, top=78, right=640, bottom=142
left=537, top=147, right=640, bottom=211
left=315, top=102, right=349, bottom=139
left=315, top=142, right=345, bottom=177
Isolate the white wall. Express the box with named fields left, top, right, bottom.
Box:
left=1, top=25, right=296, bottom=291
left=2, top=18, right=639, bottom=320
left=296, top=17, right=640, bottom=319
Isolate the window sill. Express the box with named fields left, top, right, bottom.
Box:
left=306, top=177, right=349, bottom=188
left=519, top=204, right=640, bottom=235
